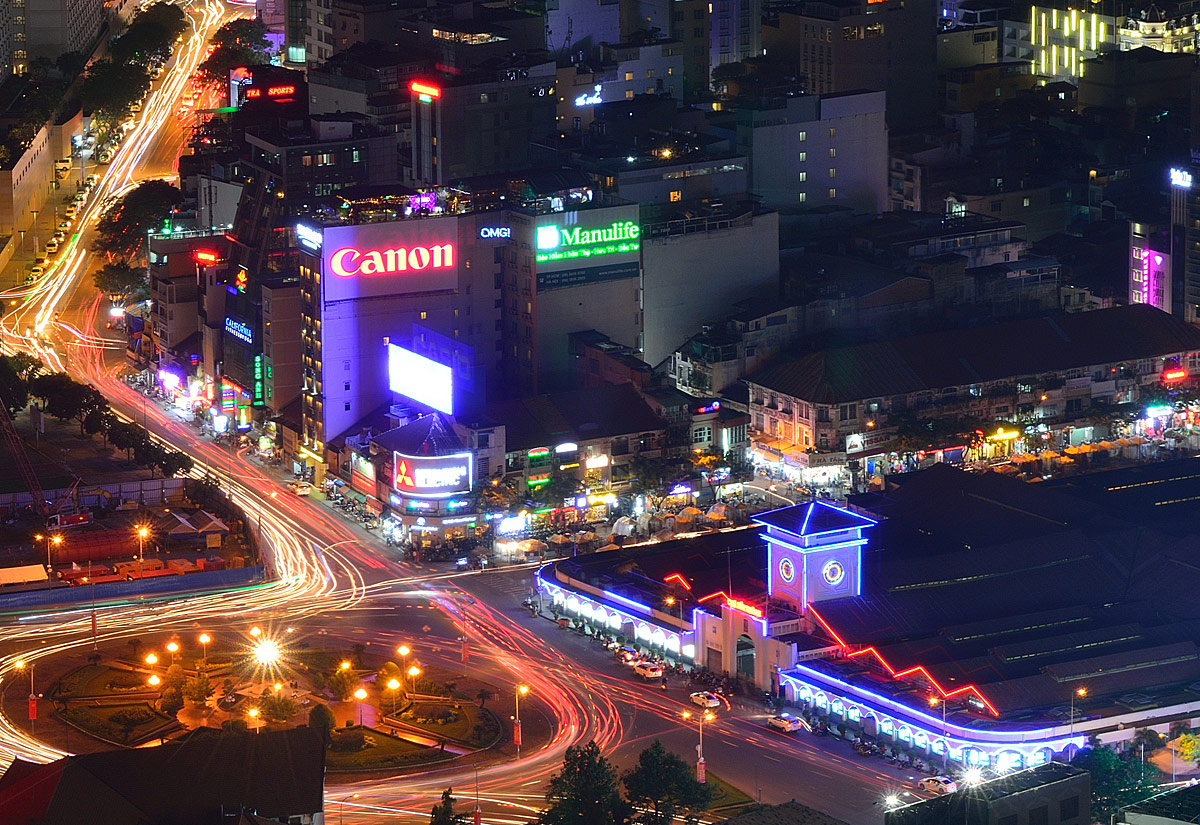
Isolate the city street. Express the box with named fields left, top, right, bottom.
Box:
left=0, top=7, right=926, bottom=822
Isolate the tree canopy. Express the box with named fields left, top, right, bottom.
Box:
left=197, top=20, right=273, bottom=84
left=92, top=180, right=182, bottom=259
left=541, top=742, right=630, bottom=825
left=79, top=60, right=149, bottom=122
left=429, top=788, right=463, bottom=825
left=1071, top=745, right=1160, bottom=821
left=110, top=4, right=186, bottom=67
left=94, top=259, right=148, bottom=299
left=622, top=740, right=712, bottom=825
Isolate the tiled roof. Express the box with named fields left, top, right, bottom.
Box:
left=372, top=413, right=466, bottom=457
left=485, top=384, right=666, bottom=453
left=746, top=305, right=1200, bottom=404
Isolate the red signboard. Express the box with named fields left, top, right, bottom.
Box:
left=1162, top=367, right=1188, bottom=383
left=696, top=757, right=706, bottom=783
left=28, top=695, right=37, bottom=721
left=512, top=719, right=521, bottom=747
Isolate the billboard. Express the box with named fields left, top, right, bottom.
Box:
left=393, top=452, right=473, bottom=498
left=321, top=217, right=459, bottom=302
left=350, top=451, right=376, bottom=497
left=388, top=343, right=453, bottom=414
left=534, top=205, right=641, bottom=291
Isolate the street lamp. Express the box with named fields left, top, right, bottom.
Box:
left=250, top=626, right=262, bottom=638
left=136, top=525, right=149, bottom=580
left=387, top=678, right=401, bottom=715
left=166, top=641, right=179, bottom=661
left=340, top=660, right=352, bottom=671
left=1070, top=686, right=1087, bottom=734
left=354, top=687, right=368, bottom=726
left=681, top=710, right=714, bottom=783
left=253, top=639, right=281, bottom=669
left=145, top=652, right=158, bottom=669
left=340, top=793, right=360, bottom=825
left=198, top=633, right=211, bottom=667
left=397, top=645, right=411, bottom=680
left=407, top=664, right=421, bottom=696
left=515, top=684, right=530, bottom=758
left=147, top=674, right=161, bottom=687
left=247, top=706, right=260, bottom=733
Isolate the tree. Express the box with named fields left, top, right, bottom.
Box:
left=1071, top=745, right=1160, bottom=821
left=1176, top=733, right=1200, bottom=764
left=622, top=741, right=712, bottom=825
left=309, top=703, right=337, bottom=746
left=541, top=741, right=630, bottom=825
left=184, top=672, right=214, bottom=704
left=55, top=50, right=87, bottom=79
left=328, top=667, right=357, bottom=701
left=135, top=438, right=169, bottom=478
left=476, top=688, right=492, bottom=708
left=351, top=642, right=367, bottom=666
left=163, top=663, right=187, bottom=691
left=157, top=450, right=195, bottom=478
left=91, top=180, right=183, bottom=259
left=160, top=684, right=185, bottom=716
left=259, top=688, right=298, bottom=722
left=530, top=473, right=582, bottom=507
left=93, top=259, right=147, bottom=298
left=108, top=420, right=147, bottom=460
left=429, top=788, right=463, bottom=825
left=110, top=3, right=186, bottom=67
left=0, top=357, right=28, bottom=416
left=8, top=353, right=44, bottom=381
left=79, top=60, right=149, bottom=121
left=197, top=19, right=272, bottom=84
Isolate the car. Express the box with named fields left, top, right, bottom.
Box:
left=614, top=646, right=639, bottom=663
left=288, top=481, right=313, bottom=496
left=73, top=192, right=85, bottom=204
left=59, top=220, right=71, bottom=231
left=918, top=777, right=958, bottom=796
left=64, top=206, right=76, bottom=219
left=767, top=713, right=806, bottom=733
left=44, top=241, right=59, bottom=255
left=690, top=691, right=722, bottom=709
left=130, top=102, right=141, bottom=113
left=634, top=661, right=664, bottom=680
left=52, top=231, right=65, bottom=242
left=29, top=266, right=44, bottom=278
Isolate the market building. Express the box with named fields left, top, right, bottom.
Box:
left=538, top=463, right=1200, bottom=771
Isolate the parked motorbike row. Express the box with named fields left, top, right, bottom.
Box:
left=851, top=738, right=941, bottom=774
left=327, top=492, right=381, bottom=529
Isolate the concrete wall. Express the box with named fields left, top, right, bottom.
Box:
left=0, top=123, right=54, bottom=237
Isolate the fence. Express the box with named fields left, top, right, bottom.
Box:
left=0, top=477, right=187, bottom=513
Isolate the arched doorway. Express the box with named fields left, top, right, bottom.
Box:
left=736, top=635, right=755, bottom=681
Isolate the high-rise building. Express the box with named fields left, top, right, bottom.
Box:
left=711, top=0, right=763, bottom=69
left=3, top=0, right=103, bottom=75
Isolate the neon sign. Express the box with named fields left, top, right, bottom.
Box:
left=329, top=243, right=454, bottom=277
left=410, top=81, right=442, bottom=102
left=296, top=223, right=322, bottom=250
left=575, top=84, right=602, bottom=106
left=224, top=317, right=253, bottom=344
left=193, top=249, right=218, bottom=264
left=696, top=401, right=721, bottom=414
left=1171, top=167, right=1193, bottom=189
left=245, top=85, right=297, bottom=100
left=779, top=558, right=795, bottom=583
left=479, top=227, right=511, bottom=239
left=234, top=268, right=247, bottom=294
left=393, top=451, right=472, bottom=498
left=1142, top=248, right=1153, bottom=306
left=726, top=597, right=764, bottom=618
left=535, top=221, right=640, bottom=263
left=1162, top=368, right=1188, bottom=383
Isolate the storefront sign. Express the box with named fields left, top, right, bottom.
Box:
left=224, top=317, right=253, bottom=344
left=534, top=206, right=642, bottom=291
left=575, top=84, right=602, bottom=106
left=350, top=451, right=376, bottom=497
left=725, top=597, right=763, bottom=618
left=479, top=227, right=511, bottom=239
left=443, top=515, right=477, bottom=525
left=296, top=223, right=322, bottom=250
left=321, top=219, right=459, bottom=301
left=393, top=451, right=473, bottom=498
left=585, top=454, right=609, bottom=469
left=1171, top=167, right=1193, bottom=189
left=669, top=483, right=693, bottom=496
left=1162, top=367, right=1188, bottom=383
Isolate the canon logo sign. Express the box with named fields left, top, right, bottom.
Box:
left=329, top=243, right=455, bottom=277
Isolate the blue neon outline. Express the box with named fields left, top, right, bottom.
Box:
left=763, top=534, right=867, bottom=555
left=602, top=589, right=652, bottom=614
left=767, top=539, right=775, bottom=596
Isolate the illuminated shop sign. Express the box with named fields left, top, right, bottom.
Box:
left=575, top=84, right=602, bottom=106
left=387, top=344, right=453, bottom=414
left=534, top=207, right=641, bottom=291
left=479, top=227, right=511, bottom=239
left=296, top=223, right=322, bottom=250
left=1162, top=367, right=1188, bottom=383
left=224, top=317, right=253, bottom=344
left=1171, top=167, right=1193, bottom=189
left=585, top=454, right=609, bottom=469
left=321, top=219, right=459, bottom=301
left=393, top=451, right=473, bottom=498
left=351, top=451, right=376, bottom=497
left=410, top=81, right=441, bottom=102
left=245, top=85, right=297, bottom=100
left=725, top=597, right=763, bottom=618
left=252, top=354, right=266, bottom=406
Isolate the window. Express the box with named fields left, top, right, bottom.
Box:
left=828, top=127, right=836, bottom=138
left=344, top=402, right=351, bottom=411
left=343, top=381, right=350, bottom=391
left=839, top=404, right=856, bottom=421
left=420, top=311, right=428, bottom=320
left=1028, top=805, right=1048, bottom=825
left=1059, top=796, right=1080, bottom=820
left=828, top=188, right=837, bottom=198
left=798, top=130, right=807, bottom=141
left=667, top=67, right=674, bottom=75
left=798, top=172, right=807, bottom=183
left=798, top=192, right=807, bottom=203
left=798, top=151, right=807, bottom=162
left=817, top=407, right=830, bottom=422
left=1023, top=197, right=1031, bottom=207
left=829, top=168, right=836, bottom=178
left=990, top=200, right=1003, bottom=212
left=997, top=817, right=1017, bottom=825
left=646, top=69, right=654, bottom=77
left=670, top=190, right=682, bottom=202
left=625, top=90, right=634, bottom=99
left=692, top=426, right=712, bottom=444
left=625, top=71, right=634, bottom=80
left=828, top=147, right=836, bottom=158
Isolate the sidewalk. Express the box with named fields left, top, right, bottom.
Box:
left=2, top=165, right=95, bottom=289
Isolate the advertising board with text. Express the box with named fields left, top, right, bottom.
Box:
left=321, top=217, right=460, bottom=302
left=393, top=452, right=473, bottom=499
left=534, top=205, right=641, bottom=291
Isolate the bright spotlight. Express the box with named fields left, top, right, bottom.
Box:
left=884, top=795, right=900, bottom=809
left=963, top=767, right=983, bottom=786
left=253, top=639, right=281, bottom=666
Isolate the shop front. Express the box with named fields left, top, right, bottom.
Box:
left=385, top=450, right=478, bottom=549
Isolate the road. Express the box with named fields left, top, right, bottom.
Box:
left=0, top=6, right=926, bottom=822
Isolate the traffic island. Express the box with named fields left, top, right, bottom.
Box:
left=325, top=724, right=455, bottom=772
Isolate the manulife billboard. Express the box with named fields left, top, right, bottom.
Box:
left=534, top=204, right=641, bottom=291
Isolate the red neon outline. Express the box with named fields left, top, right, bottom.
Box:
left=663, top=574, right=692, bottom=591
left=807, top=603, right=999, bottom=716
left=698, top=590, right=727, bottom=603
left=410, top=81, right=442, bottom=98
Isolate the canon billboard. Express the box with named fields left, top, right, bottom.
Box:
left=320, top=217, right=460, bottom=302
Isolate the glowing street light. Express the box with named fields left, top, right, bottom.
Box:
left=515, top=684, right=530, bottom=758
left=884, top=794, right=901, bottom=809
left=1070, top=686, right=1087, bottom=734
left=253, top=639, right=281, bottom=668
left=387, top=678, right=401, bottom=714
left=340, top=660, right=352, bottom=671
left=198, top=633, right=211, bottom=667
left=247, top=706, right=260, bottom=733
left=354, top=687, right=368, bottom=725
left=145, top=652, right=158, bottom=667
left=682, top=710, right=715, bottom=783
left=136, top=525, right=149, bottom=580
left=962, top=767, right=983, bottom=786
left=166, top=641, right=179, bottom=659
left=249, top=626, right=262, bottom=638
left=147, top=674, right=161, bottom=687
left=397, top=644, right=411, bottom=679
left=407, top=664, right=421, bottom=696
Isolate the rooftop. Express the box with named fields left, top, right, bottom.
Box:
left=1118, top=781, right=1200, bottom=823
left=744, top=305, right=1200, bottom=404
left=485, top=384, right=666, bottom=453
left=886, top=762, right=1089, bottom=824
left=372, top=413, right=466, bottom=457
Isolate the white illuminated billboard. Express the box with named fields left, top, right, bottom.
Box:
left=388, top=343, right=453, bottom=414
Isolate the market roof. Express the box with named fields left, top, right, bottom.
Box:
left=745, top=305, right=1200, bottom=404
left=886, top=762, right=1089, bottom=824
left=1118, top=781, right=1200, bottom=823
left=485, top=384, right=666, bottom=453
left=372, top=413, right=466, bottom=456
left=752, top=500, right=877, bottom=537
left=0, top=728, right=324, bottom=825
left=715, top=800, right=851, bottom=825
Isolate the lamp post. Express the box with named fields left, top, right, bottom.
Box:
left=166, top=641, right=179, bottom=662
left=148, top=674, right=161, bottom=687
left=682, top=709, right=714, bottom=783
left=387, top=678, right=401, bottom=716
left=354, top=687, right=368, bottom=726
left=198, top=633, right=211, bottom=668
left=929, top=696, right=948, bottom=767
left=136, top=525, right=149, bottom=580
left=1070, top=686, right=1087, bottom=734
left=515, top=684, right=529, bottom=758
left=248, top=706, right=259, bottom=733
left=397, top=645, right=411, bottom=685
left=340, top=793, right=360, bottom=825
left=407, top=664, right=421, bottom=696
left=145, top=652, right=158, bottom=672
left=15, top=660, right=34, bottom=734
